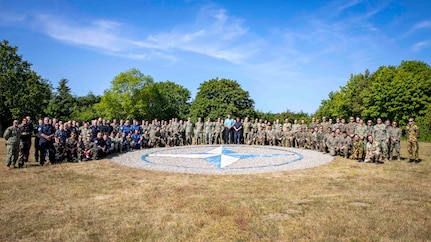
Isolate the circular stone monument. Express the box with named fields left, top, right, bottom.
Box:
left=110, top=145, right=335, bottom=175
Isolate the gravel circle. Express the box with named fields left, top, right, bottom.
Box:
left=110, top=145, right=335, bottom=175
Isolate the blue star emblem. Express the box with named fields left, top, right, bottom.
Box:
left=146, top=146, right=297, bottom=169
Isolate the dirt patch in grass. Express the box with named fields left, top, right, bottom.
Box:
left=1, top=139, right=430, bottom=241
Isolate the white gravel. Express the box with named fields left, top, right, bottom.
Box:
left=109, top=145, right=335, bottom=175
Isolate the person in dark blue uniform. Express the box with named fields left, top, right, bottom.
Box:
left=34, top=119, right=43, bottom=163
left=38, top=117, right=55, bottom=166
left=233, top=117, right=243, bottom=144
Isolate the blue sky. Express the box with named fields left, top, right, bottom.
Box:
left=1, top=0, right=430, bottom=114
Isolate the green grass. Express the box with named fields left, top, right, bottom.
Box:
left=1, top=139, right=430, bottom=241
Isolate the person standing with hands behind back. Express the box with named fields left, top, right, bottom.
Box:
left=38, top=117, right=55, bottom=166
left=406, top=117, right=420, bottom=163
left=233, top=117, right=243, bottom=144
left=224, top=114, right=234, bottom=144
left=3, top=120, right=21, bottom=169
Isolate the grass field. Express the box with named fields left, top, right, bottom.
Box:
left=1, top=138, right=430, bottom=241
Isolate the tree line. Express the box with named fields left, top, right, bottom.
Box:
left=315, top=60, right=431, bottom=141
left=1, top=40, right=430, bottom=140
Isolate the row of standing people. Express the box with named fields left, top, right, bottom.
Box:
left=3, top=115, right=420, bottom=168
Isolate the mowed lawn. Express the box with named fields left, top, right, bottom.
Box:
left=0, top=138, right=430, bottom=241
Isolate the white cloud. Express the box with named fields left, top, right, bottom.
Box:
left=404, top=20, right=431, bottom=36
left=31, top=6, right=253, bottom=64
left=412, top=40, right=431, bottom=52
left=35, top=14, right=131, bottom=52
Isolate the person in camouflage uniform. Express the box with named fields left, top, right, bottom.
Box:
left=283, top=126, right=295, bottom=147
left=388, top=121, right=401, bottom=161
left=195, top=117, right=204, bottom=145
left=246, top=127, right=256, bottom=145
left=352, top=134, right=364, bottom=162
left=322, top=127, right=332, bottom=153
left=295, top=127, right=305, bottom=148
left=406, top=118, right=420, bottom=162
left=265, top=125, right=276, bottom=146
left=339, top=118, right=347, bottom=133
left=3, top=120, right=21, bottom=168
left=346, top=117, right=357, bottom=139
left=326, top=131, right=339, bottom=156
left=184, top=117, right=193, bottom=145
left=321, top=116, right=330, bottom=132
left=338, top=131, right=352, bottom=158
left=316, top=126, right=325, bottom=152
left=65, top=132, right=79, bottom=162
left=291, top=119, right=300, bottom=134
left=366, top=120, right=374, bottom=137
left=243, top=117, right=251, bottom=143
left=76, top=135, right=85, bottom=161
left=364, top=135, right=382, bottom=163
left=273, top=119, right=282, bottom=132
left=309, top=118, right=316, bottom=131
left=213, top=118, right=223, bottom=145
left=204, top=118, right=213, bottom=145
left=303, top=127, right=312, bottom=149
left=83, top=134, right=97, bottom=161
left=384, top=119, right=393, bottom=159
left=354, top=119, right=367, bottom=141
left=256, top=126, right=266, bottom=145
left=373, top=118, right=389, bottom=161
left=18, top=118, right=32, bottom=165
left=142, top=130, right=150, bottom=149
left=53, top=136, right=65, bottom=164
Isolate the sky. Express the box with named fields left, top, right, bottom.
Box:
left=1, top=0, right=430, bottom=114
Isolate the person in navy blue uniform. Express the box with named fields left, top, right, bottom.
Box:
left=131, top=129, right=143, bottom=149
left=90, top=120, right=100, bottom=140
left=121, top=120, right=132, bottom=136
left=38, top=117, right=55, bottom=166
left=34, top=118, right=43, bottom=163
left=94, top=132, right=107, bottom=159
left=233, top=117, right=243, bottom=144
left=131, top=119, right=141, bottom=133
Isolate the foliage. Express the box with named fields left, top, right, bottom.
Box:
left=315, top=70, right=370, bottom=119
left=189, top=78, right=255, bottom=121
left=95, top=68, right=157, bottom=120
left=0, top=40, right=52, bottom=134
left=45, top=78, right=76, bottom=121
left=316, top=60, right=431, bottom=141
left=254, top=109, right=310, bottom=123
left=153, top=81, right=191, bottom=120
left=69, top=92, right=101, bottom=122
left=94, top=69, right=192, bottom=121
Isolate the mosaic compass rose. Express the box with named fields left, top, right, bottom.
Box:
left=144, top=146, right=301, bottom=169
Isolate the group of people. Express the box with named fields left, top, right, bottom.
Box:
left=3, top=114, right=421, bottom=168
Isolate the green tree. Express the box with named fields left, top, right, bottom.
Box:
left=45, top=78, right=76, bottom=121
left=95, top=68, right=163, bottom=120
left=316, top=70, right=370, bottom=119
left=69, top=92, right=101, bottom=122
left=0, top=40, right=52, bottom=135
left=316, top=60, right=431, bottom=140
left=189, top=78, right=255, bottom=120
left=154, top=81, right=191, bottom=120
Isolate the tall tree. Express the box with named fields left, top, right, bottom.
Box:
left=189, top=78, right=255, bottom=120
left=0, top=40, right=52, bottom=135
left=95, top=68, right=163, bottom=120
left=45, top=78, right=76, bottom=121
left=154, top=81, right=191, bottom=120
